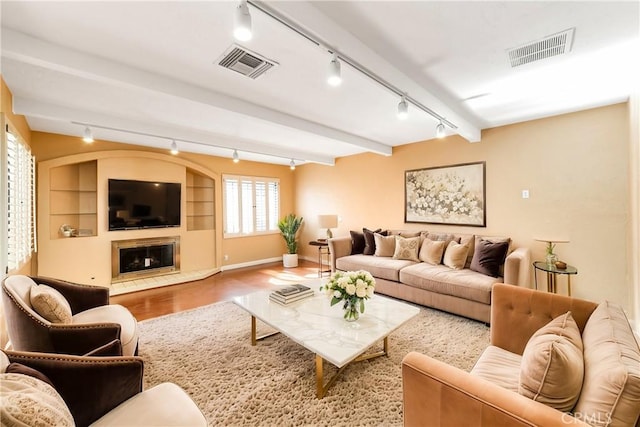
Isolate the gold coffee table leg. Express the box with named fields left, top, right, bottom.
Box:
left=250, top=315, right=279, bottom=346
left=315, top=336, right=389, bottom=399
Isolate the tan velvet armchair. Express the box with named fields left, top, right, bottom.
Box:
left=2, top=275, right=138, bottom=356
left=402, top=284, right=640, bottom=427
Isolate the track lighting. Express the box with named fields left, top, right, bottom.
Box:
left=327, top=53, right=342, bottom=87
left=170, top=140, right=179, bottom=155
left=397, top=96, right=408, bottom=120
left=82, top=126, right=94, bottom=143
left=233, top=149, right=240, bottom=163
left=290, top=159, right=296, bottom=170
left=234, top=0, right=252, bottom=42
left=436, top=121, right=446, bottom=138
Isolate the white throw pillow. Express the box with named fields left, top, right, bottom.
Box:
left=0, top=373, right=74, bottom=426
left=30, top=284, right=73, bottom=323
left=392, top=236, right=421, bottom=262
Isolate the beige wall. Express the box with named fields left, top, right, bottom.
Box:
left=296, top=103, right=633, bottom=315
left=30, top=131, right=295, bottom=270
left=629, top=90, right=640, bottom=331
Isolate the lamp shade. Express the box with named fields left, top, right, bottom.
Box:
left=318, top=215, right=338, bottom=229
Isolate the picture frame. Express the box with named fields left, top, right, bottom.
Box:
left=404, top=161, right=486, bottom=227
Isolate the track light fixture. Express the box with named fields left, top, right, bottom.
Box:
left=82, top=126, right=94, bottom=143
left=170, top=140, right=179, bottom=155
left=436, top=121, right=446, bottom=138
left=327, top=53, right=342, bottom=87
left=234, top=0, right=252, bottom=42
left=397, top=96, right=409, bottom=120
left=233, top=149, right=240, bottom=163
left=290, top=159, right=296, bottom=170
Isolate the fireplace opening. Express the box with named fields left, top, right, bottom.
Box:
left=112, top=237, right=180, bottom=282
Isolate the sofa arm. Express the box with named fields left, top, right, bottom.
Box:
left=503, top=248, right=531, bottom=287
left=490, top=283, right=598, bottom=355
left=49, top=323, right=122, bottom=356
left=31, top=276, right=110, bottom=313
left=328, top=237, right=352, bottom=272
left=402, top=351, right=590, bottom=427
left=5, top=350, right=143, bottom=427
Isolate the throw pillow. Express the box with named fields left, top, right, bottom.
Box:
left=350, top=230, right=365, bottom=254
left=30, top=284, right=72, bottom=323
left=6, top=363, right=55, bottom=388
left=518, top=311, right=584, bottom=412
left=363, top=228, right=386, bottom=255
left=0, top=373, right=74, bottom=427
left=392, top=236, right=420, bottom=261
left=470, top=238, right=510, bottom=277
left=419, top=239, right=446, bottom=265
left=374, top=233, right=396, bottom=257
left=442, top=241, right=470, bottom=269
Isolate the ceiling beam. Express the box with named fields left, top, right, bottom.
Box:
left=13, top=97, right=336, bottom=165
left=263, top=1, right=482, bottom=143
left=2, top=29, right=392, bottom=156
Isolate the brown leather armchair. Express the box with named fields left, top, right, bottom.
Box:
left=1, top=275, right=138, bottom=356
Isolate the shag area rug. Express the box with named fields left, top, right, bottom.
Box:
left=138, top=300, right=489, bottom=426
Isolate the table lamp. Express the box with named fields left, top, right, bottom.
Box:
left=534, top=238, right=569, bottom=266
left=318, top=214, right=338, bottom=240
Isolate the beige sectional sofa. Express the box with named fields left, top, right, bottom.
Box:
left=329, top=230, right=530, bottom=323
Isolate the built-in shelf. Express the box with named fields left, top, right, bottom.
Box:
left=49, top=161, right=97, bottom=239
left=186, top=170, right=214, bottom=231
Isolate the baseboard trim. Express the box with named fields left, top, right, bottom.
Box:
left=221, top=257, right=283, bottom=271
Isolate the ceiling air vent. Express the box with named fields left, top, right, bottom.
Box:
left=507, top=28, right=575, bottom=68
left=217, top=44, right=278, bottom=79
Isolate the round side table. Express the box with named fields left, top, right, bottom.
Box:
left=533, top=261, right=578, bottom=296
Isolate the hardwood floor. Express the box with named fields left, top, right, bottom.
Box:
left=111, top=260, right=322, bottom=321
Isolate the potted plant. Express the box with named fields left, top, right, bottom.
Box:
left=278, top=213, right=303, bottom=267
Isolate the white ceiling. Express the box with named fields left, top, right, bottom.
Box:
left=1, top=1, right=638, bottom=166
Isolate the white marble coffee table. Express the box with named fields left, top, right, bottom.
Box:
left=233, top=289, right=420, bottom=398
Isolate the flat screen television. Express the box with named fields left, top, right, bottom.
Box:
left=108, top=179, right=181, bottom=231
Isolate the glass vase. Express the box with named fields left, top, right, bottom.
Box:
left=546, top=252, right=558, bottom=267
left=344, top=300, right=360, bottom=322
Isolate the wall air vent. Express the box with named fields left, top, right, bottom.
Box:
left=217, top=44, right=278, bottom=79
left=507, top=28, right=575, bottom=68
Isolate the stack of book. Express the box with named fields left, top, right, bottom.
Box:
left=269, top=284, right=313, bottom=305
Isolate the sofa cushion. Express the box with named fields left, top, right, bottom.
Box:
left=350, top=230, right=365, bottom=254
left=399, top=263, right=496, bottom=304
left=336, top=254, right=416, bottom=282
left=30, top=284, right=73, bottom=323
left=443, top=241, right=470, bottom=270
left=363, top=228, right=384, bottom=255
left=425, top=232, right=459, bottom=249
left=374, top=233, right=396, bottom=257
left=518, top=311, right=584, bottom=412
left=471, top=345, right=522, bottom=393
left=6, top=363, right=56, bottom=388
left=0, top=373, right=74, bottom=427
left=419, top=239, right=446, bottom=265
left=573, top=301, right=640, bottom=427
left=90, top=382, right=206, bottom=426
left=392, top=236, right=421, bottom=262
left=470, top=238, right=509, bottom=278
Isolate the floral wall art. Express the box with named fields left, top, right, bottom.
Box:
left=405, top=161, right=486, bottom=227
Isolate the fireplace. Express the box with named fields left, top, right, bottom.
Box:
left=112, top=237, right=180, bottom=282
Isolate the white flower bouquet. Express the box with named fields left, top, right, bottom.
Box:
left=320, top=270, right=376, bottom=321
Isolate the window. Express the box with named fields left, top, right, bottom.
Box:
left=2, top=125, right=36, bottom=274
left=223, top=175, right=279, bottom=237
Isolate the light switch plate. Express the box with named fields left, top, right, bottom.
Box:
left=522, top=189, right=530, bottom=199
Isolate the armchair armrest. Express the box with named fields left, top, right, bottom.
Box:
left=31, top=276, right=109, bottom=313
left=5, top=350, right=143, bottom=427
left=49, top=323, right=122, bottom=356
left=328, top=236, right=352, bottom=271
left=503, top=248, right=531, bottom=287
left=402, top=351, right=590, bottom=427
left=490, top=283, right=598, bottom=355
